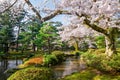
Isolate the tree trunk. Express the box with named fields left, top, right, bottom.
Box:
left=16, top=26, right=20, bottom=52
left=48, top=38, right=51, bottom=54
left=21, top=48, right=24, bottom=53
left=105, top=28, right=118, bottom=56
left=32, top=43, right=36, bottom=52
left=4, top=43, right=9, bottom=54
left=74, top=40, right=79, bottom=52
left=105, top=36, right=116, bottom=56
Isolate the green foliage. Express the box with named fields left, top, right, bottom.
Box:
left=72, top=51, right=81, bottom=56
left=0, top=52, right=4, bottom=55
left=8, top=67, right=54, bottom=80
left=0, top=12, right=15, bottom=52
left=35, top=22, right=62, bottom=52
left=82, top=49, right=120, bottom=73
left=116, top=39, right=120, bottom=47
left=43, top=54, right=58, bottom=66
left=88, top=48, right=105, bottom=54
left=60, top=69, right=96, bottom=80
left=43, top=51, right=65, bottom=66
left=0, top=9, right=25, bottom=53
left=95, top=35, right=105, bottom=48
left=52, top=51, right=65, bottom=62
left=60, top=69, right=120, bottom=80
left=18, top=51, right=65, bottom=68
left=18, top=19, right=41, bottom=52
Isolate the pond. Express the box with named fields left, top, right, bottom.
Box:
left=52, top=56, right=86, bottom=79
left=0, top=56, right=86, bottom=80
left=0, top=59, right=23, bottom=80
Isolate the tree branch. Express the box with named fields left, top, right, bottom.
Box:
left=0, top=0, right=18, bottom=14
left=84, top=18, right=108, bottom=36
left=25, top=0, right=71, bottom=22
left=24, top=0, right=42, bottom=20
left=42, top=10, right=71, bottom=21
left=75, top=12, right=108, bottom=36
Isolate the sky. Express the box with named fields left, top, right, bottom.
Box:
left=0, top=0, right=69, bottom=25
left=29, top=0, right=69, bottom=25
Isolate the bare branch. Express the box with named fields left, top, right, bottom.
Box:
left=42, top=10, right=71, bottom=21
left=0, top=0, right=18, bottom=14
left=24, top=0, right=71, bottom=22
left=24, top=0, right=42, bottom=20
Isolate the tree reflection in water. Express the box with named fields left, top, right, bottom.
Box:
left=0, top=59, right=22, bottom=80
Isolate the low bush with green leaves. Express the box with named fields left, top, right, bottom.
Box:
left=52, top=51, right=65, bottom=62
left=61, top=70, right=96, bottom=80
left=19, top=51, right=65, bottom=68
left=8, top=67, right=54, bottom=80
left=72, top=51, right=81, bottom=56
left=43, top=54, right=58, bottom=66
left=82, top=49, right=120, bottom=73
left=60, top=69, right=120, bottom=80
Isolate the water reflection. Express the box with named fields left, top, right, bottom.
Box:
left=0, top=56, right=86, bottom=80
left=52, top=56, right=86, bottom=79
left=0, top=59, right=22, bottom=80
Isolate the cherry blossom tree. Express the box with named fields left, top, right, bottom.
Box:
left=56, top=0, right=120, bottom=56
left=1, top=0, right=119, bottom=56
left=21, top=0, right=120, bottom=56
left=58, top=24, right=94, bottom=52
left=0, top=0, right=19, bottom=13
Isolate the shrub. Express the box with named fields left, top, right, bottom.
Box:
left=52, top=51, right=65, bottom=62
left=19, top=51, right=66, bottom=68
left=60, top=69, right=120, bottom=80
left=8, top=67, right=54, bottom=80
left=19, top=57, right=43, bottom=68
left=33, top=54, right=43, bottom=58
left=107, top=54, right=120, bottom=72
left=95, top=35, right=105, bottom=48
left=60, top=70, right=96, bottom=80
left=87, top=48, right=105, bottom=54
left=9, top=51, right=21, bottom=54
left=93, top=48, right=105, bottom=54
left=82, top=49, right=120, bottom=73
left=43, top=54, right=58, bottom=66
left=72, top=51, right=81, bottom=56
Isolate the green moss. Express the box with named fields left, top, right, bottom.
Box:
left=72, top=51, right=81, bottom=56
left=19, top=51, right=65, bottom=68
left=52, top=51, right=65, bottom=62
left=88, top=48, right=105, bottom=54
left=60, top=69, right=120, bottom=80
left=43, top=51, right=65, bottom=66
left=43, top=54, right=58, bottom=66
left=81, top=49, right=120, bottom=73
left=94, top=74, right=120, bottom=80
left=8, top=67, right=54, bottom=80
left=60, top=70, right=96, bottom=80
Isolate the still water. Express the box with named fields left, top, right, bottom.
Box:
left=0, top=60, right=23, bottom=80
left=0, top=56, right=86, bottom=80
left=52, top=56, right=86, bottom=79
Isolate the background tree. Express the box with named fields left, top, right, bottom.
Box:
left=18, top=17, right=41, bottom=53
left=35, top=22, right=61, bottom=54
left=0, top=11, right=25, bottom=53
left=0, top=1, right=25, bottom=53
left=58, top=24, right=95, bottom=52
left=18, top=31, right=32, bottom=53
